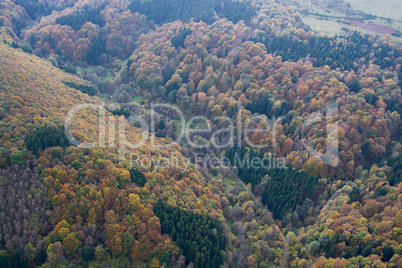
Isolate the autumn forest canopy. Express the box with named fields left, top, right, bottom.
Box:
left=0, top=0, right=402, bottom=267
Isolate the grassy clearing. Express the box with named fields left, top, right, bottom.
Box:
left=104, top=69, right=112, bottom=80
left=221, top=177, right=236, bottom=263
left=99, top=93, right=112, bottom=100
left=81, top=65, right=97, bottom=72
left=302, top=16, right=347, bottom=35
left=301, top=16, right=388, bottom=36
left=223, top=176, right=237, bottom=191
left=171, top=119, right=183, bottom=134
left=79, top=65, right=113, bottom=80
left=132, top=95, right=142, bottom=104
left=225, top=218, right=233, bottom=229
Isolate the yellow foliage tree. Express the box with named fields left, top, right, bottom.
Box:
left=63, top=233, right=81, bottom=256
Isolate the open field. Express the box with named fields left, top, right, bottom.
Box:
left=303, top=16, right=401, bottom=37
left=280, top=0, right=402, bottom=41
left=344, top=0, right=402, bottom=21
left=302, top=16, right=348, bottom=35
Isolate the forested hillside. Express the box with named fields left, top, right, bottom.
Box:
left=0, top=0, right=402, bottom=267
left=253, top=32, right=400, bottom=70
left=0, top=42, right=228, bottom=267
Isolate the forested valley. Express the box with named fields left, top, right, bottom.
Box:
left=0, top=0, right=401, bottom=267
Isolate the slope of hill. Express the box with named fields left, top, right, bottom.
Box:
left=0, top=42, right=241, bottom=267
